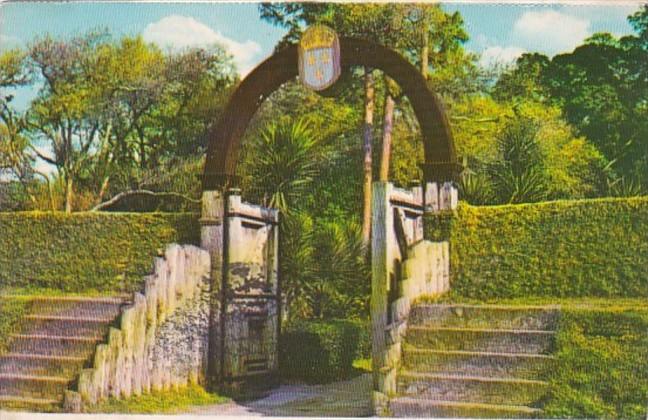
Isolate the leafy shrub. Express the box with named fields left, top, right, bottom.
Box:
left=488, top=117, right=549, bottom=204
left=0, top=212, right=199, bottom=293
left=543, top=309, right=648, bottom=419
left=280, top=213, right=370, bottom=321
left=428, top=197, right=648, bottom=298
left=244, top=118, right=322, bottom=212
left=0, top=298, right=29, bottom=354
left=279, top=319, right=370, bottom=384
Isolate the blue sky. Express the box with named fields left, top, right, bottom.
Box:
left=0, top=1, right=643, bottom=108
left=1, top=1, right=642, bottom=176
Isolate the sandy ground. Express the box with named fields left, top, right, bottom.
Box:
left=0, top=374, right=373, bottom=420
left=189, top=374, right=373, bottom=417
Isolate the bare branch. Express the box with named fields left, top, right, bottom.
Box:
left=27, top=144, right=57, bottom=165
left=450, top=115, right=500, bottom=123
left=90, top=189, right=200, bottom=212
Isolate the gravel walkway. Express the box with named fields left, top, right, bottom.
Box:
left=189, top=374, right=372, bottom=417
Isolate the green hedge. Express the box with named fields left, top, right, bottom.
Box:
left=0, top=298, right=29, bottom=355
left=0, top=212, right=200, bottom=293
left=426, top=197, right=648, bottom=298
left=279, top=319, right=370, bottom=384
left=544, top=308, right=648, bottom=419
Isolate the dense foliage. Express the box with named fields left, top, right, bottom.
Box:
left=0, top=298, right=28, bottom=355
left=544, top=308, right=648, bottom=419
left=0, top=33, right=236, bottom=212
left=429, top=197, right=648, bottom=298
left=279, top=319, right=370, bottom=383
left=1, top=4, right=646, bottom=321
left=494, top=5, right=648, bottom=191
left=0, top=212, right=199, bottom=292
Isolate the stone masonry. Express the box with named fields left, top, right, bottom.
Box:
left=65, top=244, right=211, bottom=411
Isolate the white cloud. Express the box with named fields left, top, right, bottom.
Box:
left=142, top=15, right=262, bottom=76
left=513, top=10, right=591, bottom=54
left=480, top=45, right=526, bottom=67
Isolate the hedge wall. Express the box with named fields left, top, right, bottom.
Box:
left=279, top=319, right=370, bottom=384
left=426, top=197, right=648, bottom=298
left=0, top=212, right=200, bottom=293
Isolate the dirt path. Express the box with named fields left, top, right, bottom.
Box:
left=189, top=374, right=372, bottom=417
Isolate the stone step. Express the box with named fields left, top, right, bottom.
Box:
left=8, top=334, right=100, bottom=358
left=21, top=315, right=112, bottom=339
left=410, top=304, right=559, bottom=331
left=397, top=371, right=548, bottom=406
left=406, top=326, right=555, bottom=354
left=27, top=297, right=125, bottom=319
left=389, top=396, right=542, bottom=419
left=0, top=394, right=60, bottom=412
left=0, top=354, right=85, bottom=377
left=0, top=374, right=70, bottom=401
left=402, top=347, right=554, bottom=379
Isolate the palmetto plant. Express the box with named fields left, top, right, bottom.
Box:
left=458, top=167, right=494, bottom=205
left=307, top=220, right=369, bottom=319
left=608, top=176, right=644, bottom=197
left=488, top=117, right=549, bottom=204
left=248, top=118, right=321, bottom=213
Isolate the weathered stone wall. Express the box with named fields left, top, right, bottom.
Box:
left=221, top=192, right=280, bottom=395
left=371, top=181, right=455, bottom=415
left=65, top=244, right=211, bottom=410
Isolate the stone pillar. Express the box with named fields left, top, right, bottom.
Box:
left=200, top=189, right=224, bottom=388
left=371, top=182, right=395, bottom=402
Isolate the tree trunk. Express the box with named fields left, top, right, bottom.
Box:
left=34, top=171, right=55, bottom=211
left=421, top=18, right=429, bottom=79
left=362, top=68, right=375, bottom=247
left=379, top=83, right=395, bottom=182
left=64, top=176, right=73, bottom=213
left=96, top=176, right=111, bottom=206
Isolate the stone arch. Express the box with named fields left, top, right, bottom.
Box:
left=202, top=37, right=461, bottom=190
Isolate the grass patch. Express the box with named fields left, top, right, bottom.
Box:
left=87, top=384, right=228, bottom=414
left=352, top=357, right=372, bottom=373
left=543, top=307, right=648, bottom=419
left=419, top=293, right=648, bottom=309
left=0, top=297, right=29, bottom=355
left=0, top=287, right=120, bottom=299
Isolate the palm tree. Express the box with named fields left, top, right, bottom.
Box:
left=247, top=118, right=321, bottom=213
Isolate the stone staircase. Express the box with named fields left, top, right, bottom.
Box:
left=390, top=304, right=559, bottom=418
left=0, top=296, right=127, bottom=412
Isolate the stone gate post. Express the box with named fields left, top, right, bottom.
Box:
left=200, top=189, right=225, bottom=388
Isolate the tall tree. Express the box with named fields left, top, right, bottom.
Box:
left=494, top=6, right=648, bottom=188
left=259, top=3, right=476, bottom=241
left=26, top=32, right=111, bottom=212
left=18, top=32, right=236, bottom=212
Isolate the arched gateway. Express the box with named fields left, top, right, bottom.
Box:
left=199, top=35, right=460, bottom=397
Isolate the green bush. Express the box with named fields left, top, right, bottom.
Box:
left=0, top=298, right=29, bottom=355
left=426, top=197, right=648, bottom=298
left=544, top=308, right=648, bottom=419
left=279, top=319, right=370, bottom=384
left=0, top=212, right=199, bottom=293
